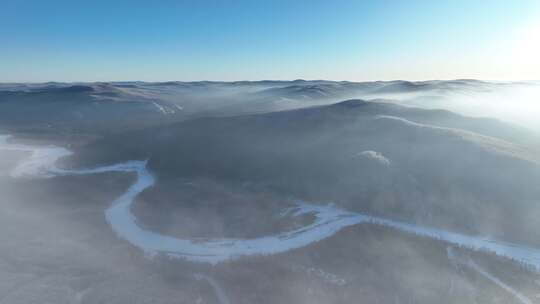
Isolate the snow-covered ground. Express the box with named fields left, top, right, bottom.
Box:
left=194, top=274, right=230, bottom=304
left=374, top=115, right=538, bottom=164
left=0, top=135, right=72, bottom=178
left=291, top=264, right=347, bottom=286
left=447, top=247, right=532, bottom=304
left=3, top=134, right=540, bottom=269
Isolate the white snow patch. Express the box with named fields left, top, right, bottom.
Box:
left=152, top=101, right=175, bottom=114
left=357, top=150, right=391, bottom=166
left=0, top=135, right=72, bottom=178
left=292, top=265, right=347, bottom=286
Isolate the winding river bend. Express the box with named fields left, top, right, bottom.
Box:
left=3, top=134, right=540, bottom=269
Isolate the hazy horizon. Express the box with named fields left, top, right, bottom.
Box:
left=2, top=78, right=540, bottom=84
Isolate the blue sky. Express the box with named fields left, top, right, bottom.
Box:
left=1, top=0, right=539, bottom=82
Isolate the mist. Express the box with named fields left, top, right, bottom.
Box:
left=361, top=81, right=540, bottom=132
left=2, top=80, right=540, bottom=303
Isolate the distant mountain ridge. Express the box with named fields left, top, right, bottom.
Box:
left=1, top=79, right=538, bottom=142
